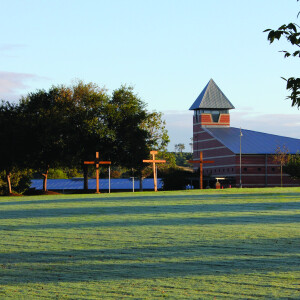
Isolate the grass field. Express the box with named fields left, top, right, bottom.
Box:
left=0, top=188, right=299, bottom=299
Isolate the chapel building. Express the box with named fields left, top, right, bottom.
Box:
left=190, top=79, right=300, bottom=187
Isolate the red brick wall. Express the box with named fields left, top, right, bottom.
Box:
left=234, top=154, right=300, bottom=187
left=193, top=114, right=230, bottom=127
left=192, top=122, right=300, bottom=187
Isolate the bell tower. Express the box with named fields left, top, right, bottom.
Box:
left=189, top=79, right=235, bottom=128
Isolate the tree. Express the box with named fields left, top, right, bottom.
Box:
left=20, top=81, right=110, bottom=192
left=105, top=85, right=149, bottom=170
left=283, top=153, right=300, bottom=178
left=0, top=101, right=28, bottom=194
left=272, top=145, right=290, bottom=187
left=177, top=143, right=185, bottom=153
left=140, top=111, right=170, bottom=152
left=11, top=81, right=169, bottom=194
left=264, top=1, right=300, bottom=107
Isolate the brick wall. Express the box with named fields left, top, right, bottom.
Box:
left=192, top=124, right=300, bottom=187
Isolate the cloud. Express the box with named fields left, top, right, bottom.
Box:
left=0, top=71, right=41, bottom=101
left=0, top=44, right=25, bottom=52
left=231, top=110, right=300, bottom=139
left=163, top=109, right=300, bottom=151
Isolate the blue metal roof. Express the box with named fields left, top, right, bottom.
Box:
left=205, top=127, right=300, bottom=154
left=189, top=79, right=235, bottom=110
left=31, top=178, right=163, bottom=191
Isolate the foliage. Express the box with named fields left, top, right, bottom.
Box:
left=105, top=85, right=149, bottom=171
left=1, top=81, right=170, bottom=191
left=174, top=143, right=185, bottom=153
left=161, top=167, right=193, bottom=190
left=0, top=101, right=28, bottom=193
left=20, top=81, right=111, bottom=171
left=272, top=145, right=290, bottom=165
left=140, top=111, right=170, bottom=152
left=172, top=152, right=193, bottom=167
left=0, top=190, right=299, bottom=298
left=283, top=152, right=300, bottom=178
left=0, top=169, right=32, bottom=195
left=272, top=145, right=290, bottom=187
left=264, top=1, right=300, bottom=107
left=47, top=168, right=68, bottom=179
left=66, top=168, right=82, bottom=178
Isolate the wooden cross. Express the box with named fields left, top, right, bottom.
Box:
left=188, top=151, right=214, bottom=189
left=143, top=150, right=166, bottom=192
left=84, top=152, right=111, bottom=194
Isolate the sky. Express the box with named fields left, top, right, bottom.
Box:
left=1, top=0, right=299, bottom=151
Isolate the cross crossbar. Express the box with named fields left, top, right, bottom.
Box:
left=143, top=150, right=166, bottom=192
left=84, top=152, right=111, bottom=193
left=143, top=160, right=166, bottom=163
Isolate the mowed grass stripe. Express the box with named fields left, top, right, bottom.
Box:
left=0, top=188, right=299, bottom=299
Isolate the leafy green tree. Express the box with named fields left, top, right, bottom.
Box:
left=177, top=143, right=185, bottom=153
left=0, top=169, right=32, bottom=195
left=264, top=1, right=300, bottom=107
left=161, top=168, right=193, bottom=190
left=173, top=152, right=193, bottom=167
left=13, top=81, right=169, bottom=194
left=106, top=85, right=149, bottom=171
left=47, top=168, right=68, bottom=179
left=20, top=81, right=110, bottom=192
left=20, top=87, right=74, bottom=191
left=272, top=145, right=290, bottom=187
left=283, top=153, right=300, bottom=178
left=141, top=111, right=170, bottom=151
left=0, top=101, right=29, bottom=194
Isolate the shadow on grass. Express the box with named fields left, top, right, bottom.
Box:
left=0, top=240, right=299, bottom=284
left=1, top=192, right=300, bottom=206
left=1, top=239, right=299, bottom=264
left=1, top=213, right=299, bottom=231
left=0, top=202, right=299, bottom=220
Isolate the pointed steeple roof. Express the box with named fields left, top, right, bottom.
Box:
left=189, top=79, right=235, bottom=110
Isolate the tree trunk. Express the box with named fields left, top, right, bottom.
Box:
left=281, top=164, right=283, bottom=187
left=42, top=166, right=49, bottom=192
left=6, top=170, right=12, bottom=195
left=83, top=164, right=89, bottom=192
left=139, top=176, right=143, bottom=191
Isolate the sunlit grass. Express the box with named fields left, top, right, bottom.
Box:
left=0, top=188, right=299, bottom=299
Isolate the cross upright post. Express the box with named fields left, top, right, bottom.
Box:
left=188, top=151, right=214, bottom=189
left=143, top=151, right=166, bottom=192
left=84, top=152, right=111, bottom=194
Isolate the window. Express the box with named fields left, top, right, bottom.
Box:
left=243, top=167, right=247, bottom=172
left=258, top=167, right=261, bottom=171
left=272, top=167, right=275, bottom=172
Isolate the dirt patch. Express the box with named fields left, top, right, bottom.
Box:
left=8, top=193, right=23, bottom=197
left=24, top=190, right=62, bottom=196
left=42, top=191, right=61, bottom=195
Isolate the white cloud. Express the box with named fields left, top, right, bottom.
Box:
left=163, top=109, right=300, bottom=152
left=231, top=110, right=300, bottom=139
left=0, top=71, right=41, bottom=101
left=0, top=44, right=25, bottom=52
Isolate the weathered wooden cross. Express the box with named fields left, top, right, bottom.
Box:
left=84, top=152, right=111, bottom=194
left=188, top=151, right=214, bottom=189
left=143, top=150, right=166, bottom=192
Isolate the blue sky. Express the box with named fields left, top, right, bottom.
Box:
left=1, top=0, right=299, bottom=150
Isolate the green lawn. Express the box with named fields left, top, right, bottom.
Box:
left=0, top=188, right=299, bottom=299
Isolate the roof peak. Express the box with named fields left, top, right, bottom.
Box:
left=189, top=79, right=235, bottom=110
